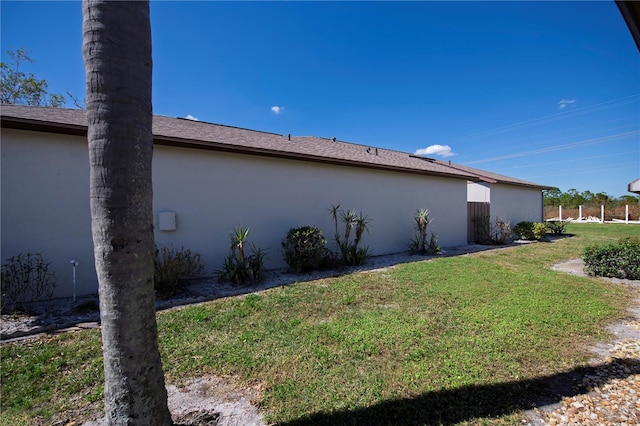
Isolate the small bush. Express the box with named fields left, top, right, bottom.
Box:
left=546, top=220, right=566, bottom=235
left=1, top=253, right=56, bottom=314
left=474, top=215, right=513, bottom=245
left=491, top=218, right=513, bottom=244
left=583, top=237, right=640, bottom=280
left=427, top=233, right=441, bottom=255
left=154, top=246, right=205, bottom=298
left=514, top=221, right=547, bottom=241
left=217, top=225, right=267, bottom=284
left=282, top=226, right=332, bottom=273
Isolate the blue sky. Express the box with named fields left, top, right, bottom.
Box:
left=2, top=1, right=638, bottom=198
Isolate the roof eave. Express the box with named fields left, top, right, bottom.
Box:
left=1, top=115, right=87, bottom=137
left=1, top=114, right=477, bottom=182
left=154, top=135, right=478, bottom=181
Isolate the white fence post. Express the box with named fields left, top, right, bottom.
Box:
left=559, top=205, right=562, bottom=221
left=601, top=205, right=605, bottom=223
left=626, top=204, right=629, bottom=224
left=579, top=205, right=582, bottom=219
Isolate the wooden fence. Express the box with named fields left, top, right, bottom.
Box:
left=467, top=202, right=490, bottom=243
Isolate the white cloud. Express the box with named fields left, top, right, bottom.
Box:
left=185, top=114, right=199, bottom=121
left=557, top=99, right=576, bottom=109
left=414, top=144, right=456, bottom=158
left=270, top=105, right=284, bottom=115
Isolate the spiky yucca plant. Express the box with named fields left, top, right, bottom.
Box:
left=409, top=208, right=440, bottom=255
left=329, top=205, right=371, bottom=266
left=217, top=225, right=267, bottom=284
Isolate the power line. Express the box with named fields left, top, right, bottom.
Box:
left=462, top=131, right=639, bottom=165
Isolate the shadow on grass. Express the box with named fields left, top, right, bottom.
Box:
left=281, top=358, right=639, bottom=426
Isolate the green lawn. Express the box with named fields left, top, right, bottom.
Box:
left=1, top=223, right=638, bottom=425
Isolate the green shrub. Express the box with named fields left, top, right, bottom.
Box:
left=583, top=237, right=640, bottom=280
left=329, top=205, right=372, bottom=266
left=217, top=225, right=267, bottom=284
left=514, top=221, right=547, bottom=241
left=533, top=223, right=547, bottom=240
left=546, top=220, right=567, bottom=235
left=428, top=233, right=441, bottom=255
left=154, top=246, right=205, bottom=298
left=282, top=226, right=332, bottom=273
left=1, top=253, right=56, bottom=314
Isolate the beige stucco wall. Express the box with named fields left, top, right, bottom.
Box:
left=489, top=183, right=544, bottom=225
left=2, top=129, right=469, bottom=298
left=152, top=144, right=468, bottom=273
left=1, top=129, right=96, bottom=298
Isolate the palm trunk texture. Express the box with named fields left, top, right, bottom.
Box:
left=82, top=1, right=172, bottom=424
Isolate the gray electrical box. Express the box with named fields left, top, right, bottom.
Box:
left=158, top=211, right=176, bottom=231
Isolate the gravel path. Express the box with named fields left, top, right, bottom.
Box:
left=526, top=259, right=640, bottom=426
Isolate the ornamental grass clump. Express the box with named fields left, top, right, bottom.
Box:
left=282, top=226, right=332, bottom=273
left=154, top=246, right=205, bottom=298
left=329, top=204, right=372, bottom=266
left=473, top=215, right=513, bottom=245
left=1, top=253, right=56, bottom=314
left=217, top=225, right=267, bottom=284
left=583, top=236, right=640, bottom=280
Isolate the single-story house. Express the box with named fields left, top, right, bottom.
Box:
left=1, top=105, right=549, bottom=298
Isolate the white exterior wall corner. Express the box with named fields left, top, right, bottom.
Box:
left=2, top=129, right=469, bottom=299
left=467, top=182, right=491, bottom=203
left=489, top=183, right=544, bottom=226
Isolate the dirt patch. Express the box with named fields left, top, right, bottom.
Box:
left=167, top=376, right=265, bottom=426
left=82, top=376, right=265, bottom=426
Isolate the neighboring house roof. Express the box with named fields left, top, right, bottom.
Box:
left=1, top=104, right=548, bottom=189
left=438, top=161, right=553, bottom=189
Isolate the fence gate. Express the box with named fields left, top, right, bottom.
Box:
left=467, top=202, right=490, bottom=243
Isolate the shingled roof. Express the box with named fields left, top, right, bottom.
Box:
left=1, top=104, right=548, bottom=188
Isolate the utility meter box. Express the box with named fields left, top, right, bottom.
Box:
left=158, top=211, right=177, bottom=231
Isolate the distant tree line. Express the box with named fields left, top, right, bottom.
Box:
left=544, top=187, right=639, bottom=208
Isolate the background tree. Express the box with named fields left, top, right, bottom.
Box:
left=593, top=192, right=610, bottom=206
left=1, top=48, right=65, bottom=106
left=581, top=190, right=595, bottom=205
left=82, top=1, right=172, bottom=424
left=543, top=187, right=561, bottom=207
left=545, top=188, right=638, bottom=208
left=620, top=195, right=640, bottom=205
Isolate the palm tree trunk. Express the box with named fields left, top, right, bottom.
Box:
left=82, top=1, right=172, bottom=424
